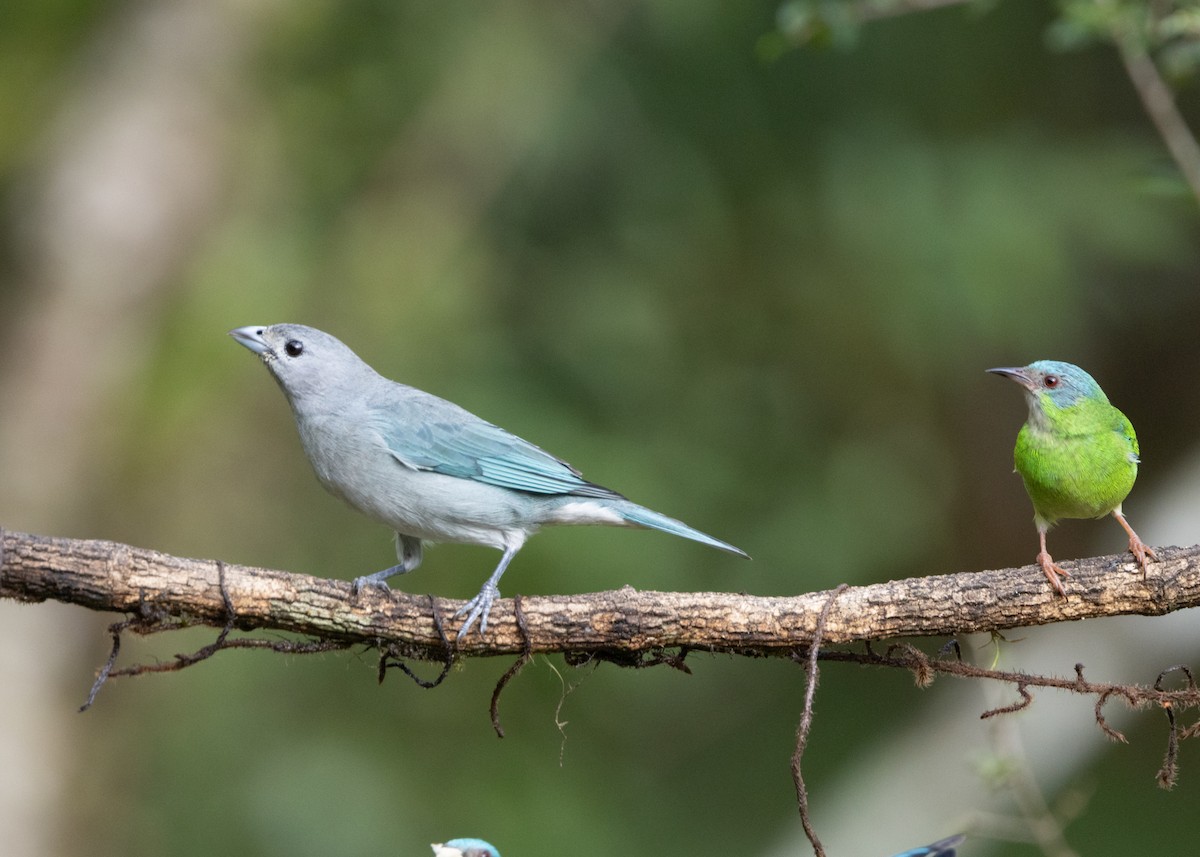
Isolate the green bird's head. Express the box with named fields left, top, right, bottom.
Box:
left=987, top=360, right=1110, bottom=428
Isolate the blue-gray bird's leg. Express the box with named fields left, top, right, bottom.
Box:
left=455, top=545, right=519, bottom=639
left=352, top=534, right=423, bottom=594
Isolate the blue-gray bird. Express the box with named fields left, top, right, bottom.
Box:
left=432, top=839, right=499, bottom=857
left=889, top=835, right=965, bottom=857
left=230, top=324, right=748, bottom=638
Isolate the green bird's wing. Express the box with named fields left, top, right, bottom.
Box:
left=1115, top=409, right=1139, bottom=462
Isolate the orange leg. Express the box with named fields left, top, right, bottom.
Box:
left=1112, top=510, right=1157, bottom=578
left=1036, top=529, right=1069, bottom=597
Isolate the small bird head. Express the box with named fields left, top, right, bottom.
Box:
left=987, top=360, right=1109, bottom=421
left=230, top=323, right=374, bottom=404
left=431, top=839, right=501, bottom=857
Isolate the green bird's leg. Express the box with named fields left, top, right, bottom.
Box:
left=1036, top=527, right=1070, bottom=597
left=1111, top=506, right=1157, bottom=578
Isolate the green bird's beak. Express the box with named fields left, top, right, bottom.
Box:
left=987, top=366, right=1036, bottom=391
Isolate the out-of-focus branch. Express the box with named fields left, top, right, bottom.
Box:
left=812, top=0, right=1200, bottom=208
left=853, top=0, right=975, bottom=23
left=3, top=528, right=1200, bottom=657
left=1114, top=26, right=1200, bottom=205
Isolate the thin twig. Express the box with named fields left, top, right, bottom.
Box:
left=491, top=595, right=533, bottom=738
left=379, top=595, right=454, bottom=689
left=981, top=682, right=1033, bottom=718
left=1094, top=687, right=1136, bottom=742
left=791, top=583, right=849, bottom=857
left=816, top=646, right=1200, bottom=720
left=80, top=617, right=132, bottom=711
left=168, top=561, right=236, bottom=669
left=1153, top=665, right=1198, bottom=788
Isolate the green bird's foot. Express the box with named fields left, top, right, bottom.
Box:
left=1036, top=550, right=1070, bottom=598
left=1035, top=529, right=1069, bottom=597
left=1112, top=511, right=1156, bottom=578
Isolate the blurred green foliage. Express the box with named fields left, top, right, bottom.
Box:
left=3, top=2, right=1200, bottom=857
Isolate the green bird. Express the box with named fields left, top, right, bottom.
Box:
left=989, top=360, right=1156, bottom=596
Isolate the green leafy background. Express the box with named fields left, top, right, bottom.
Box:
left=2, top=2, right=1199, bottom=856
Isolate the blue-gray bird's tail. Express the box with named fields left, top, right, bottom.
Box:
left=617, top=502, right=749, bottom=559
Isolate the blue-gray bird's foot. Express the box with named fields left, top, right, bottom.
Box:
left=455, top=582, right=500, bottom=639
left=351, top=565, right=405, bottom=596
left=1036, top=551, right=1069, bottom=598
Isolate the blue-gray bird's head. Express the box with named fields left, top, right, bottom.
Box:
left=432, top=839, right=501, bottom=857
left=230, top=323, right=377, bottom=405
left=987, top=359, right=1109, bottom=416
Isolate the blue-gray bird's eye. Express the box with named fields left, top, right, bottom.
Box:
left=285, top=340, right=304, bottom=357
left=1044, top=375, right=1059, bottom=388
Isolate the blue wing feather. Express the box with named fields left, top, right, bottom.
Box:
left=371, top=393, right=621, bottom=499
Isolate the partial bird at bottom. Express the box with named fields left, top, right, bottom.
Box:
left=432, top=839, right=500, bottom=857
left=889, top=834, right=966, bottom=857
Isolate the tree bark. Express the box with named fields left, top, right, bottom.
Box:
left=3, top=528, right=1197, bottom=658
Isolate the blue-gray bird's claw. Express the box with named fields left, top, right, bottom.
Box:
left=455, top=582, right=499, bottom=639
left=352, top=568, right=400, bottom=596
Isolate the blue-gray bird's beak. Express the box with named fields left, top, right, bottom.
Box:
left=229, top=326, right=271, bottom=355
left=986, top=366, right=1036, bottom=391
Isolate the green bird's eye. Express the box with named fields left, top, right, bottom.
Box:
left=1043, top=375, right=1059, bottom=388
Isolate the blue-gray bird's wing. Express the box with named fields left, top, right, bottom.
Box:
left=370, top=391, right=622, bottom=499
